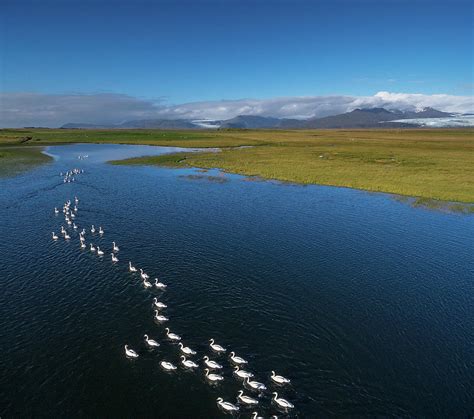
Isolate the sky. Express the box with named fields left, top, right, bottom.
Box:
left=1, top=0, right=473, bottom=126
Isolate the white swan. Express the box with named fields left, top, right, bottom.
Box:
left=204, top=368, right=224, bottom=382
left=143, top=279, right=152, bottom=288
left=80, top=241, right=86, bottom=249
left=178, top=342, right=196, bottom=355
left=209, top=338, right=226, bottom=353
left=272, top=392, right=294, bottom=409
left=54, top=207, right=59, bottom=214
left=234, top=366, right=254, bottom=378
left=70, top=213, right=75, bottom=219
left=99, top=227, right=104, bottom=235
left=64, top=233, right=71, bottom=240
left=111, top=253, right=119, bottom=262
left=237, top=390, right=259, bottom=406
left=203, top=356, right=223, bottom=369
left=97, top=246, right=104, bottom=256
left=160, top=361, right=177, bottom=371
left=154, top=310, right=169, bottom=322
left=153, top=297, right=167, bottom=309
left=216, top=398, right=238, bottom=412
left=73, top=223, right=78, bottom=229
left=129, top=262, right=137, bottom=272
left=90, top=225, right=95, bottom=233
left=67, top=219, right=72, bottom=225
left=270, top=370, right=291, bottom=384
left=230, top=351, right=248, bottom=365
left=245, top=377, right=267, bottom=391
left=165, top=328, right=181, bottom=341
left=154, top=278, right=167, bottom=289
left=181, top=356, right=198, bottom=368
left=139, top=269, right=149, bottom=280
left=90, top=243, right=96, bottom=251
left=112, top=242, right=119, bottom=252
left=124, top=345, right=139, bottom=358
left=52, top=232, right=58, bottom=240
left=144, top=334, right=160, bottom=348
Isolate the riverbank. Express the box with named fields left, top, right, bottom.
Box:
left=1, top=128, right=473, bottom=202
left=0, top=146, right=52, bottom=178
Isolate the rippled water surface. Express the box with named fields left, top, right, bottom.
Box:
left=1, top=144, right=473, bottom=417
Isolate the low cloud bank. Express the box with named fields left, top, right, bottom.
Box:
left=1, top=91, right=473, bottom=127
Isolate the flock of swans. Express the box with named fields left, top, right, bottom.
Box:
left=52, top=174, right=296, bottom=417
left=60, top=168, right=84, bottom=183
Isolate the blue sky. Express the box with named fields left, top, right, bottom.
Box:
left=1, top=0, right=473, bottom=126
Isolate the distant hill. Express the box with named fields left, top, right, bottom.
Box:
left=61, top=107, right=457, bottom=130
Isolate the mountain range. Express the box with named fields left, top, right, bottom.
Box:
left=61, top=107, right=459, bottom=130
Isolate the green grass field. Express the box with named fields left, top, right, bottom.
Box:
left=0, top=146, right=52, bottom=178
left=1, top=128, right=473, bottom=202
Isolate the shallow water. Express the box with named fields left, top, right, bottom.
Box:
left=0, top=143, right=472, bottom=417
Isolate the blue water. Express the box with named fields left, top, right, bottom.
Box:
left=0, top=144, right=473, bottom=417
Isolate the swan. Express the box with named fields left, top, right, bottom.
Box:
left=52, top=232, right=58, bottom=240
left=73, top=223, right=78, bottom=229
left=230, top=352, right=248, bottom=365
left=181, top=356, right=198, bottom=368
left=272, top=392, right=294, bottom=409
left=99, top=227, right=104, bottom=235
left=270, top=371, right=291, bottom=384
left=203, top=356, right=223, bottom=369
left=153, top=297, right=167, bottom=309
left=124, top=345, right=139, bottom=358
left=67, top=219, right=72, bottom=225
left=209, top=339, right=226, bottom=353
left=216, top=398, right=238, bottom=412
left=165, top=328, right=181, bottom=341
left=144, top=334, right=160, bottom=347
left=234, top=366, right=254, bottom=378
left=178, top=343, right=196, bottom=355
left=70, top=213, right=75, bottom=219
left=251, top=413, right=264, bottom=419
left=97, top=247, right=104, bottom=256
left=139, top=269, right=149, bottom=280
left=54, top=207, right=59, bottom=214
left=112, top=242, right=119, bottom=252
left=154, top=279, right=167, bottom=289
left=204, top=368, right=224, bottom=382
left=80, top=241, right=86, bottom=249
left=154, top=310, right=169, bottom=322
left=160, top=361, right=177, bottom=371
left=129, top=262, right=137, bottom=272
left=64, top=233, right=71, bottom=240
left=81, top=229, right=86, bottom=235
left=143, top=279, right=152, bottom=288
left=111, top=253, right=119, bottom=262
left=237, top=390, right=259, bottom=406
left=90, top=225, right=95, bottom=233
left=245, top=377, right=267, bottom=391
left=74, top=206, right=78, bottom=212
left=90, top=243, right=96, bottom=252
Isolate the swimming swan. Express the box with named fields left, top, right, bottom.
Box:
left=216, top=398, right=238, bottom=412
left=272, top=392, right=294, bottom=409
left=203, top=356, right=223, bottom=369
left=230, top=352, right=248, bottom=365
left=204, top=368, right=224, bottom=382
left=178, top=342, right=196, bottom=355
left=181, top=356, right=198, bottom=368
left=237, top=390, right=259, bottom=405
left=124, top=345, right=139, bottom=358
left=165, top=328, right=181, bottom=341
left=270, top=370, right=291, bottom=384
left=209, top=338, right=226, bottom=353
left=153, top=297, right=167, bottom=309
left=144, top=334, right=160, bottom=347
left=245, top=377, right=267, bottom=391
left=234, top=366, right=254, bottom=378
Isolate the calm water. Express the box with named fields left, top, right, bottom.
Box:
left=0, top=144, right=473, bottom=418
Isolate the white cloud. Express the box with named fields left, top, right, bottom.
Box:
left=0, top=91, right=472, bottom=127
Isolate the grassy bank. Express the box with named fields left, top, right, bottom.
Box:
left=0, top=147, right=52, bottom=178
left=1, top=128, right=473, bottom=202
